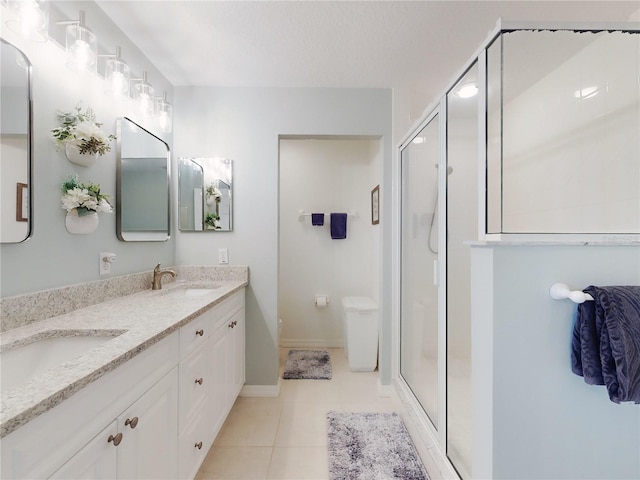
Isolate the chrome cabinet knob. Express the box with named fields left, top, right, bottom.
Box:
left=108, top=433, right=123, bottom=446
left=196, top=329, right=204, bottom=336
left=195, top=377, right=203, bottom=385
left=195, top=441, right=203, bottom=450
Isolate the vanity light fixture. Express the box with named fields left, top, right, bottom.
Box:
left=103, top=46, right=131, bottom=98
left=6, top=0, right=50, bottom=42
left=156, top=92, right=173, bottom=133
left=133, top=71, right=155, bottom=119
left=60, top=10, right=97, bottom=72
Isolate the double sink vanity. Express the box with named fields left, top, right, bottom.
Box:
left=0, top=266, right=248, bottom=480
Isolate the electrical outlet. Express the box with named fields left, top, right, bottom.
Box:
left=218, top=248, right=228, bottom=264
left=100, top=252, right=116, bottom=275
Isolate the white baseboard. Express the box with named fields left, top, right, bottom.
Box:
left=377, top=379, right=393, bottom=397
left=394, top=379, right=460, bottom=479
left=279, top=338, right=344, bottom=348
left=240, top=382, right=281, bottom=397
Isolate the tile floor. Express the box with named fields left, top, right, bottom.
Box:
left=195, top=347, right=425, bottom=480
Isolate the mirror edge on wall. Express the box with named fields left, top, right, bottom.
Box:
left=1, top=38, right=33, bottom=244
left=115, top=116, right=171, bottom=242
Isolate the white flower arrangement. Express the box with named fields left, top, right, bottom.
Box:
left=51, top=104, right=116, bottom=156
left=205, top=183, right=222, bottom=201
left=61, top=175, right=113, bottom=216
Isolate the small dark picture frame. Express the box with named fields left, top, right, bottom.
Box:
left=16, top=183, right=28, bottom=222
left=371, top=185, right=380, bottom=225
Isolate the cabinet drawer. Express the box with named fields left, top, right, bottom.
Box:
left=210, top=290, right=245, bottom=331
left=178, top=341, right=212, bottom=432
left=178, top=411, right=212, bottom=480
left=179, top=309, right=212, bottom=359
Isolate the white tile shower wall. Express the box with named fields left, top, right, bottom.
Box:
left=500, top=31, right=639, bottom=233
left=278, top=139, right=381, bottom=347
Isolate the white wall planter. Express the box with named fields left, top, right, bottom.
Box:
left=65, top=142, right=98, bottom=167
left=65, top=209, right=99, bottom=234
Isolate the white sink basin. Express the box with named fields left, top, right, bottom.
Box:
left=160, top=283, right=222, bottom=297
left=0, top=333, right=122, bottom=391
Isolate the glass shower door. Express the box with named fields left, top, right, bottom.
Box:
left=400, top=114, right=440, bottom=429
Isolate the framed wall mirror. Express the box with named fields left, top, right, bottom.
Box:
left=178, top=157, right=233, bottom=232
left=116, top=117, right=170, bottom=241
left=1, top=39, right=32, bottom=243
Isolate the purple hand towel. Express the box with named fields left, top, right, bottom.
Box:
left=311, top=213, right=324, bottom=226
left=571, top=285, right=640, bottom=403
left=330, top=213, right=347, bottom=239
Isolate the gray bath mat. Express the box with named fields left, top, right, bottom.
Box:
left=327, top=411, right=429, bottom=480
left=283, top=349, right=332, bottom=379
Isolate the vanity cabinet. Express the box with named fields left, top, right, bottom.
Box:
left=178, top=290, right=245, bottom=480
left=1, top=332, right=179, bottom=480
left=50, top=368, right=178, bottom=479
left=1, top=287, right=245, bottom=480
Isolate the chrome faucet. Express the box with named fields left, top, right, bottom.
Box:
left=152, top=263, right=176, bottom=290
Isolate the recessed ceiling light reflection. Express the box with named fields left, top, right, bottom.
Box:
left=456, top=82, right=478, bottom=99
left=574, top=86, right=599, bottom=100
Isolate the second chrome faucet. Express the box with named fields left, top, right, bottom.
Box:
left=152, top=263, right=176, bottom=290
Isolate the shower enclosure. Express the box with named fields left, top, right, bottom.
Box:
left=396, top=22, right=638, bottom=480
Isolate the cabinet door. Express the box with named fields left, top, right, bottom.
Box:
left=230, top=309, right=245, bottom=399
left=117, top=367, right=179, bottom=480
left=49, top=421, right=118, bottom=480
left=210, top=322, right=231, bottom=434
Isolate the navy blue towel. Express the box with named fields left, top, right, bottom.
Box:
left=330, top=213, right=347, bottom=239
left=311, top=213, right=324, bottom=226
left=571, top=286, right=640, bottom=403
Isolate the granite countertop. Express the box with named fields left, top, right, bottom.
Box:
left=0, top=278, right=248, bottom=438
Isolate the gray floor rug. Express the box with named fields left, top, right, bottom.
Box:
left=282, top=349, right=332, bottom=379
left=327, top=411, right=429, bottom=480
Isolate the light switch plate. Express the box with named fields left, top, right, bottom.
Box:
left=218, top=248, right=228, bottom=264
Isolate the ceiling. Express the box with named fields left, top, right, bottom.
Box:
left=96, top=1, right=639, bottom=102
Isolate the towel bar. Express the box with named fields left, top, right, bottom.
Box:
left=549, top=283, right=594, bottom=304
left=298, top=209, right=357, bottom=218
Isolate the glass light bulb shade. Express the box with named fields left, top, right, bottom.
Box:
left=105, top=58, right=130, bottom=97
left=156, top=99, right=173, bottom=133
left=134, top=82, right=155, bottom=118
left=66, top=24, right=97, bottom=72
left=7, top=0, right=49, bottom=42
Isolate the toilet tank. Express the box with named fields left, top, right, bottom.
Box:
left=341, top=297, right=378, bottom=372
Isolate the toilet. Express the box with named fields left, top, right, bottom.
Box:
left=341, top=297, right=378, bottom=372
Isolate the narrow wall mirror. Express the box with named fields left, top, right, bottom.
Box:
left=1, top=39, right=32, bottom=243
left=178, top=157, right=233, bottom=232
left=116, top=117, right=170, bottom=241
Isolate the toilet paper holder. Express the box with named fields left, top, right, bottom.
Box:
left=314, top=295, right=330, bottom=307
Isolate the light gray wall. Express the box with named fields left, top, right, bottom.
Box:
left=173, top=87, right=392, bottom=387
left=472, top=244, right=640, bottom=479
left=0, top=1, right=174, bottom=297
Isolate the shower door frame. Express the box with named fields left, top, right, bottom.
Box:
left=394, top=98, right=451, bottom=471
